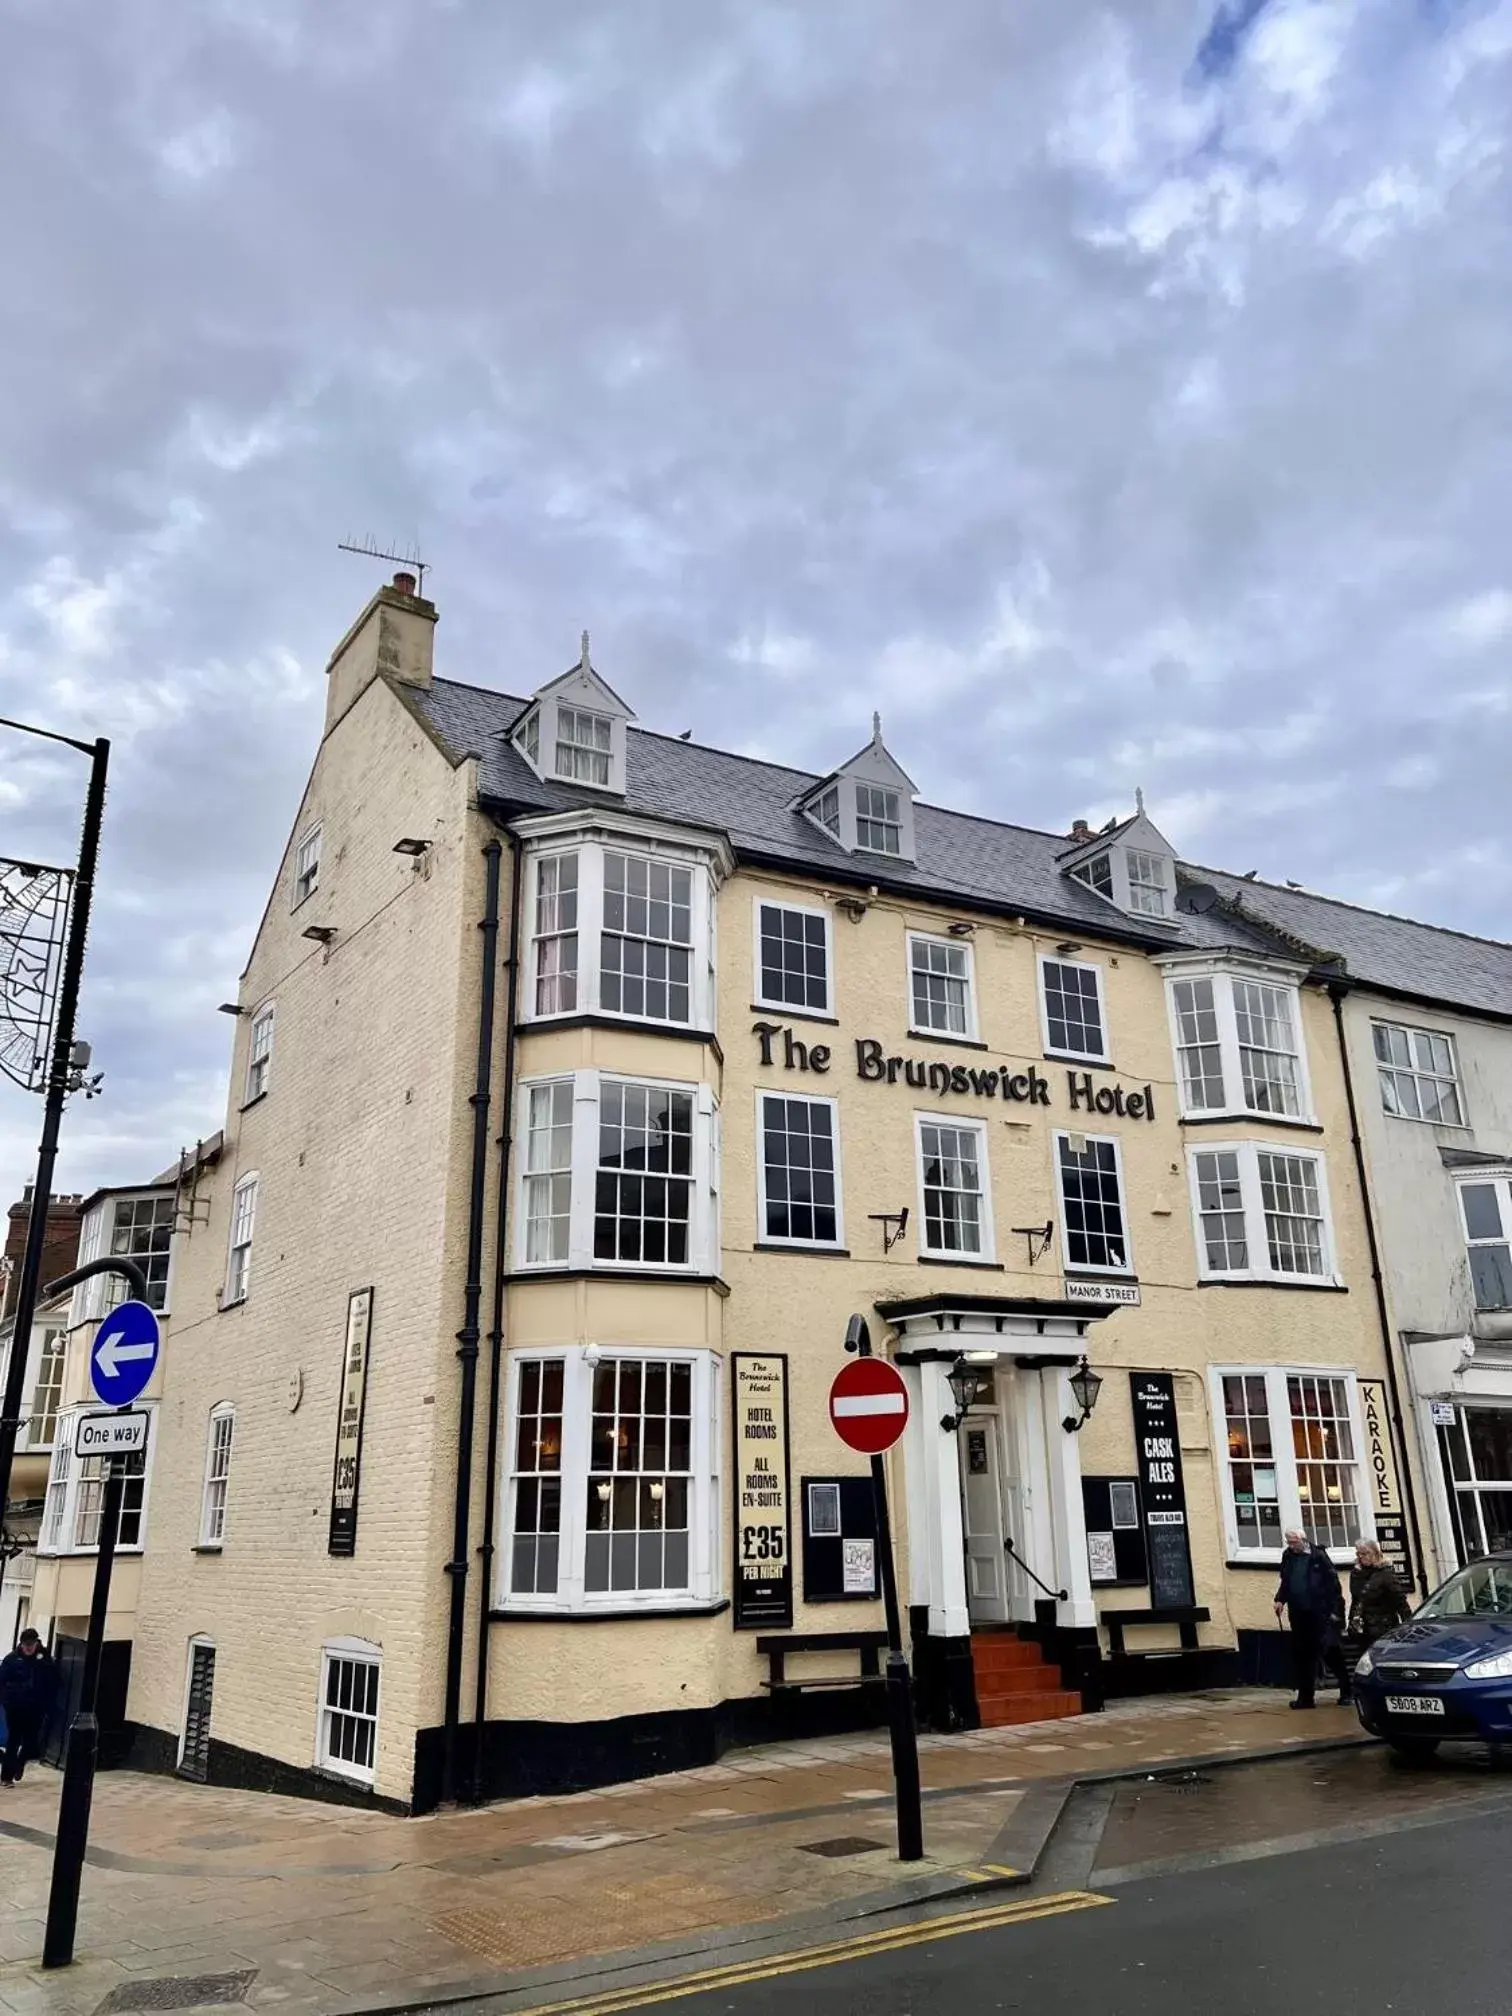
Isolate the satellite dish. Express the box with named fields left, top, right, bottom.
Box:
left=1181, top=883, right=1221, bottom=915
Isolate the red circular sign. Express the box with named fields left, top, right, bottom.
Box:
left=829, top=1357, right=911, bottom=1455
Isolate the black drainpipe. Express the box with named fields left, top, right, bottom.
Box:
left=470, top=827, right=523, bottom=1803
left=441, top=838, right=502, bottom=1806
left=1328, top=979, right=1429, bottom=1588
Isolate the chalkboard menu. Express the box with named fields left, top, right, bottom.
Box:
left=801, top=1476, right=879, bottom=1602
left=1129, top=1372, right=1195, bottom=1608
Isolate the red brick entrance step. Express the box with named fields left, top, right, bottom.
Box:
left=971, top=1627, right=1083, bottom=1728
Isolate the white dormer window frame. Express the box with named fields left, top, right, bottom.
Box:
left=556, top=705, right=614, bottom=787
left=510, top=644, right=634, bottom=796
left=1062, top=811, right=1176, bottom=924
left=800, top=721, right=917, bottom=863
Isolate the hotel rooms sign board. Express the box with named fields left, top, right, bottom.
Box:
left=752, top=1021, right=1157, bottom=1122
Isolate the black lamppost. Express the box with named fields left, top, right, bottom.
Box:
left=0, top=719, right=110, bottom=1547
left=1062, top=1359, right=1104, bottom=1433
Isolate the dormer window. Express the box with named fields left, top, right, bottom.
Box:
left=856, top=785, right=902, bottom=856
left=1126, top=849, right=1169, bottom=917
left=800, top=716, right=917, bottom=863
left=1060, top=797, right=1175, bottom=924
left=556, top=707, right=613, bottom=787
left=511, top=634, right=634, bottom=797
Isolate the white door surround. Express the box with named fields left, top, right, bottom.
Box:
left=888, top=1296, right=1112, bottom=1636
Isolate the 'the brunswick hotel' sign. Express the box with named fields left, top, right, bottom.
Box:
left=752, top=1021, right=1157, bottom=1121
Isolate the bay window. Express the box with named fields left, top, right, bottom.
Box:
left=515, top=1070, right=719, bottom=1274
left=523, top=832, right=721, bottom=1031
left=72, top=1192, right=176, bottom=1321
left=1189, top=1143, right=1338, bottom=1284
left=1211, top=1367, right=1367, bottom=1559
left=1164, top=962, right=1313, bottom=1122
left=1458, top=1175, right=1512, bottom=1312
left=501, top=1347, right=721, bottom=1613
left=39, top=1409, right=153, bottom=1555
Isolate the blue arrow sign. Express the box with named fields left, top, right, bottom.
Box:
left=89, top=1300, right=161, bottom=1408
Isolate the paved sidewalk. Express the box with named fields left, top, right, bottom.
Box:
left=0, top=1691, right=1363, bottom=2015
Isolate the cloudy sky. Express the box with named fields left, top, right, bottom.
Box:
left=2, top=0, right=1511, bottom=1202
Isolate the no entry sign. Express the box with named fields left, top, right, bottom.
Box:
left=829, top=1357, right=910, bottom=1455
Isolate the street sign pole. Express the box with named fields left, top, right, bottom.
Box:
left=840, top=1316, right=923, bottom=1864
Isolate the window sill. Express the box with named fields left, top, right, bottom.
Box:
left=506, top=1266, right=731, bottom=1297
left=908, top=1029, right=987, bottom=1051
left=1045, top=1052, right=1115, bottom=1072
left=751, top=1003, right=838, bottom=1026
left=519, top=1010, right=722, bottom=1059
left=238, top=1091, right=268, bottom=1115
left=1197, top=1277, right=1347, bottom=1293
left=490, top=1599, right=731, bottom=1623
left=192, top=1544, right=223, bottom=1555
left=219, top=1296, right=247, bottom=1313
left=753, top=1242, right=852, bottom=1258
left=1064, top=1268, right=1137, bottom=1283
left=290, top=888, right=319, bottom=915
left=916, top=1254, right=1005, bottom=1271
left=1178, top=1113, right=1324, bottom=1134
left=313, top=1762, right=375, bottom=1791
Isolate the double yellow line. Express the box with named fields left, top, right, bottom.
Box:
left=515, top=1889, right=1114, bottom=2014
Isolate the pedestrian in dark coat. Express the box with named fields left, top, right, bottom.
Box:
left=0, top=1630, right=57, bottom=1785
left=1274, top=1529, right=1351, bottom=1709
left=1349, top=1539, right=1412, bottom=1648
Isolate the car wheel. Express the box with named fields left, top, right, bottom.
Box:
left=1387, top=1737, right=1441, bottom=1764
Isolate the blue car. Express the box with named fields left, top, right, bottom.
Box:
left=1354, top=1552, right=1512, bottom=1758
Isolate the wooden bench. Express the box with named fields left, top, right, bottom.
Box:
left=756, top=1631, right=890, bottom=1694
left=1101, top=1606, right=1211, bottom=1657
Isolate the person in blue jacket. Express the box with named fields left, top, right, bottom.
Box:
left=1, top=1630, right=57, bottom=1785
left=1275, top=1529, right=1351, bottom=1709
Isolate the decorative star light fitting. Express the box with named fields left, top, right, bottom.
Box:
left=0, top=856, right=73, bottom=1093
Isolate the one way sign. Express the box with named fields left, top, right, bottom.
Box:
left=89, top=1300, right=161, bottom=1407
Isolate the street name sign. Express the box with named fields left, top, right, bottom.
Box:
left=88, top=1300, right=161, bottom=1408
left=74, top=1410, right=149, bottom=1458
left=829, top=1357, right=910, bottom=1455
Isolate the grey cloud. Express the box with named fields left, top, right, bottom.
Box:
left=3, top=0, right=1511, bottom=1198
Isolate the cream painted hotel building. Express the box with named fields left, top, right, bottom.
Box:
left=118, top=574, right=1505, bottom=1809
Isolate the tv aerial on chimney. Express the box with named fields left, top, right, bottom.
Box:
left=337, top=536, right=429, bottom=600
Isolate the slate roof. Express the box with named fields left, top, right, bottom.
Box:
left=411, top=676, right=1512, bottom=1024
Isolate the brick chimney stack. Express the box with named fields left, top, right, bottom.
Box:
left=325, top=571, right=438, bottom=732
left=1068, top=819, right=1094, bottom=845
left=2, top=1188, right=85, bottom=1324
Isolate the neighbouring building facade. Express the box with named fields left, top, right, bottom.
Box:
left=0, top=1282, right=69, bottom=1651
left=117, top=572, right=1512, bottom=1814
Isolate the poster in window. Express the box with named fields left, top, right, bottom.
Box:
left=843, top=1538, right=876, bottom=1593
left=328, top=1287, right=374, bottom=1557
left=732, top=1353, right=793, bottom=1629
left=808, top=1481, right=841, bottom=1536
left=1082, top=1475, right=1147, bottom=1584
left=803, top=1475, right=879, bottom=1601
left=1129, top=1373, right=1195, bottom=1608
left=1086, top=1531, right=1118, bottom=1582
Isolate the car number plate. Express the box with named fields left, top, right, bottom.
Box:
left=1386, top=1695, right=1444, bottom=1716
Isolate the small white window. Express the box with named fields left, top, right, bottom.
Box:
left=1039, top=956, right=1108, bottom=1062
left=318, top=1643, right=380, bottom=1784
left=293, top=825, right=322, bottom=908
left=758, top=1090, right=843, bottom=1247
left=1165, top=968, right=1313, bottom=1122
left=523, top=1080, right=574, bottom=1265
left=1373, top=1021, right=1465, bottom=1126
left=1070, top=853, right=1113, bottom=899
left=555, top=706, right=614, bottom=787
left=1459, top=1178, right=1512, bottom=1312
left=245, top=1005, right=275, bottom=1103
left=855, top=784, right=902, bottom=856
left=755, top=901, right=831, bottom=1016
left=42, top=1433, right=72, bottom=1551
left=26, top=1327, right=66, bottom=1451
left=111, top=1195, right=175, bottom=1312
left=503, top=1348, right=721, bottom=1613
left=533, top=852, right=580, bottom=1016
left=225, top=1174, right=258, bottom=1305
left=200, top=1405, right=235, bottom=1546
left=908, top=934, right=974, bottom=1038
left=1189, top=1143, right=1336, bottom=1284
left=1126, top=849, right=1169, bottom=917
left=1055, top=1132, right=1132, bottom=1274
left=1212, top=1367, right=1367, bottom=1560
left=816, top=785, right=840, bottom=836
left=915, top=1115, right=991, bottom=1260
left=520, top=708, right=540, bottom=764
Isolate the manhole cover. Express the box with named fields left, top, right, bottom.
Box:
left=95, top=1971, right=257, bottom=2013
left=798, top=1836, right=888, bottom=1858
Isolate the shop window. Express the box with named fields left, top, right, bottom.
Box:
left=1434, top=1406, right=1512, bottom=1561
left=1055, top=1132, right=1131, bottom=1274
left=1211, top=1367, right=1366, bottom=1561
left=1038, top=956, right=1108, bottom=1063
left=915, top=1116, right=991, bottom=1261
left=757, top=1091, right=842, bottom=1248
left=501, top=1349, right=721, bottom=1614
left=1372, top=1020, right=1464, bottom=1125
left=1457, top=1177, right=1512, bottom=1312
left=908, top=934, right=975, bottom=1039
left=318, top=1641, right=380, bottom=1784
left=515, top=1071, right=719, bottom=1276
left=522, top=837, right=719, bottom=1032
left=1189, top=1143, right=1337, bottom=1284
left=755, top=901, right=832, bottom=1015
left=1165, top=967, right=1313, bottom=1122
